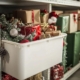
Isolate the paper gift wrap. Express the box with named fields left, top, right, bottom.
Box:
left=65, top=10, right=80, bottom=14
left=56, top=15, right=69, bottom=33
left=67, top=32, right=80, bottom=67
left=65, top=10, right=80, bottom=30
left=40, top=13, right=49, bottom=23
left=59, top=14, right=78, bottom=33
left=16, top=9, right=41, bottom=24
left=53, top=10, right=63, bottom=15
left=78, top=14, right=80, bottom=30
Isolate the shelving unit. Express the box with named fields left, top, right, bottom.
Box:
left=0, top=0, right=80, bottom=80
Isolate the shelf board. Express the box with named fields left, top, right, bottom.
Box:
left=61, top=63, right=80, bottom=80
left=0, top=1, right=16, bottom=5
left=19, top=0, right=80, bottom=7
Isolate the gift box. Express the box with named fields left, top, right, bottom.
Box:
left=53, top=10, right=63, bottom=15
left=26, top=73, right=42, bottom=80
left=40, top=13, right=49, bottom=23
left=65, top=10, right=80, bottom=30
left=64, top=10, right=80, bottom=14
left=15, top=9, right=41, bottom=24
left=20, top=24, right=41, bottom=41
left=59, top=13, right=78, bottom=33
left=67, top=32, right=80, bottom=67
left=56, top=15, right=69, bottom=32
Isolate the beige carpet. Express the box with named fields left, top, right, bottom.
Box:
left=67, top=69, right=80, bottom=80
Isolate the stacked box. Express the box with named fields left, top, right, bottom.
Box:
left=67, top=31, right=80, bottom=67
left=59, top=14, right=78, bottom=33
left=15, top=9, right=41, bottom=24
left=56, top=15, right=69, bottom=33
left=65, top=10, right=80, bottom=30
left=53, top=10, right=63, bottom=15
left=40, top=13, right=49, bottom=23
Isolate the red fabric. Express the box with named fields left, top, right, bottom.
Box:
left=32, top=10, right=34, bottom=23
left=20, top=25, right=41, bottom=41
left=49, top=12, right=59, bottom=19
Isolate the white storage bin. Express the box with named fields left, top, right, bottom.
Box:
left=2, top=33, right=66, bottom=80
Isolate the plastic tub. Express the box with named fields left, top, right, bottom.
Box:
left=2, top=33, right=66, bottom=80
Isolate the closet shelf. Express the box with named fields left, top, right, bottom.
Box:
left=0, top=1, right=16, bottom=5
left=1, top=0, right=80, bottom=7
left=18, top=0, right=80, bottom=7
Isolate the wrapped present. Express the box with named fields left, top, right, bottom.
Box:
left=78, top=14, right=80, bottom=30
left=20, top=24, right=41, bottom=41
left=40, top=10, right=49, bottom=23
left=52, top=10, right=63, bottom=15
left=26, top=73, right=42, bottom=80
left=15, top=9, right=41, bottom=24
left=64, top=10, right=80, bottom=30
left=40, top=13, right=49, bottom=23
left=59, top=13, right=78, bottom=33
left=56, top=15, right=69, bottom=32
left=67, top=32, right=80, bottom=67
left=64, top=10, right=80, bottom=14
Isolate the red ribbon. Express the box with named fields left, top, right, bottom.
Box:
left=32, top=10, right=34, bottom=23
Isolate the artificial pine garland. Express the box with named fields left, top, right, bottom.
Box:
left=62, top=36, right=67, bottom=73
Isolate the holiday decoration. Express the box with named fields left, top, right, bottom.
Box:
left=50, top=64, right=64, bottom=80
left=48, top=11, right=58, bottom=25
left=0, top=14, right=25, bottom=43
left=15, top=9, right=41, bottom=24
left=20, top=24, right=41, bottom=41
left=40, top=9, right=49, bottom=23
left=2, top=72, right=17, bottom=80
left=62, top=13, right=78, bottom=33
left=52, top=10, right=63, bottom=15
left=56, top=15, right=69, bottom=33
left=26, top=73, right=42, bottom=80
left=62, top=36, right=67, bottom=73
left=20, top=39, right=29, bottom=43
left=10, top=28, right=18, bottom=37
left=67, top=32, right=80, bottom=67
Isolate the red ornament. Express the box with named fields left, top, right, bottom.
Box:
left=49, top=12, right=59, bottom=19
left=20, top=39, right=29, bottom=43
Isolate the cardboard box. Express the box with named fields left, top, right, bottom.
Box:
left=16, top=9, right=41, bottom=24
left=40, top=13, right=49, bottom=23
left=78, top=14, right=80, bottom=30
left=65, top=10, right=80, bottom=14
left=60, top=13, right=78, bottom=33
left=53, top=10, right=63, bottom=15
left=65, top=10, right=80, bottom=30
left=26, top=73, right=42, bottom=80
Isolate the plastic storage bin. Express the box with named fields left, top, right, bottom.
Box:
left=2, top=33, right=66, bottom=80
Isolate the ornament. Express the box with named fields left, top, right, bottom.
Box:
left=48, top=12, right=58, bottom=25
left=10, top=28, right=18, bottom=37
left=0, top=46, right=8, bottom=56
left=20, top=39, right=29, bottom=43
left=18, top=34, right=25, bottom=39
